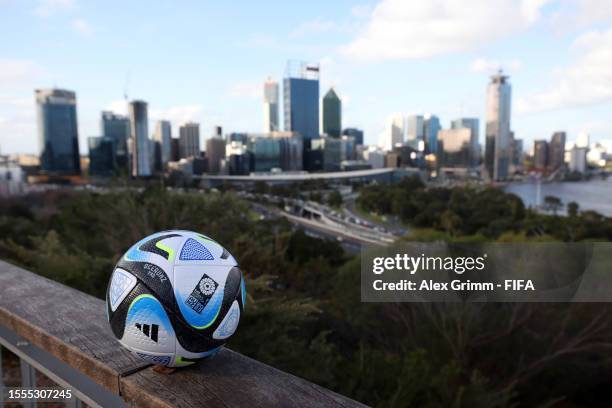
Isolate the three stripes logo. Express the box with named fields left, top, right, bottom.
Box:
left=135, top=323, right=159, bottom=342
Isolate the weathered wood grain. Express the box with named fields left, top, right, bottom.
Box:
left=0, top=259, right=368, bottom=407
left=121, top=348, right=368, bottom=408
left=0, top=259, right=148, bottom=393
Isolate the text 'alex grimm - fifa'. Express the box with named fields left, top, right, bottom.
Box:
left=372, top=279, right=535, bottom=292
left=370, top=254, right=535, bottom=293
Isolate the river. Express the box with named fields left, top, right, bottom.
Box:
left=504, top=178, right=612, bottom=216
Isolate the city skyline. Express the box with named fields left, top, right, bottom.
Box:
left=2, top=0, right=612, bottom=155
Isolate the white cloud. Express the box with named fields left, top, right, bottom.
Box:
left=469, top=57, right=523, bottom=73
left=72, top=18, right=93, bottom=35
left=517, top=28, right=612, bottom=113
left=546, top=0, right=612, bottom=34
left=34, top=0, right=75, bottom=17
left=341, top=0, right=550, bottom=62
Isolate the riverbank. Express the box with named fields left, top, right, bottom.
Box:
left=504, top=178, right=612, bottom=217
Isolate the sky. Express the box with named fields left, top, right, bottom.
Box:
left=1, top=0, right=612, bottom=155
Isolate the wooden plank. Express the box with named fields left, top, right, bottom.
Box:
left=0, top=260, right=367, bottom=407
left=121, top=348, right=368, bottom=408
left=0, top=260, right=148, bottom=394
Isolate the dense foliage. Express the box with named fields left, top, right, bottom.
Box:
left=357, top=176, right=612, bottom=241
left=1, top=186, right=611, bottom=407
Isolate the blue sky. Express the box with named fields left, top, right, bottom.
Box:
left=1, top=0, right=612, bottom=154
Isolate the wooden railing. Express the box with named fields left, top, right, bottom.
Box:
left=0, top=260, right=366, bottom=407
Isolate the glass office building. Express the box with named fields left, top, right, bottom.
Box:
left=88, top=136, right=115, bottom=176
left=101, top=111, right=130, bottom=168
left=248, top=136, right=281, bottom=172
left=323, top=88, right=341, bottom=137
left=424, top=115, right=441, bottom=154
left=128, top=100, right=151, bottom=177
left=36, top=88, right=81, bottom=175
left=283, top=61, right=319, bottom=142
left=342, top=128, right=364, bottom=146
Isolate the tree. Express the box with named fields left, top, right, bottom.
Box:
left=568, top=201, right=579, bottom=217
left=327, top=190, right=343, bottom=207
left=544, top=195, right=563, bottom=215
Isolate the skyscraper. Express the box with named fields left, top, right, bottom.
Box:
left=101, top=111, right=130, bottom=170
left=88, top=136, right=115, bottom=176
left=322, top=87, right=341, bottom=137
left=342, top=128, right=364, bottom=146
left=283, top=61, right=320, bottom=171
left=383, top=115, right=405, bottom=151
left=153, top=120, right=172, bottom=167
left=406, top=115, right=424, bottom=150
left=485, top=71, right=512, bottom=180
left=35, top=88, right=81, bottom=175
left=263, top=78, right=279, bottom=132
left=451, top=118, right=480, bottom=165
left=206, top=137, right=226, bottom=174
left=533, top=140, right=549, bottom=169
left=128, top=100, right=151, bottom=177
left=424, top=115, right=441, bottom=154
left=179, top=122, right=200, bottom=158
left=437, top=128, right=472, bottom=168
left=283, top=61, right=319, bottom=141
left=548, top=131, right=566, bottom=171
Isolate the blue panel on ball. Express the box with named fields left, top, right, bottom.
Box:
left=125, top=294, right=174, bottom=337
left=175, top=283, right=225, bottom=329
left=179, top=238, right=214, bottom=261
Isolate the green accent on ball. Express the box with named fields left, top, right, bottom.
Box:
left=128, top=294, right=156, bottom=314
left=156, top=241, right=175, bottom=262
left=190, top=303, right=222, bottom=330
left=174, top=356, right=195, bottom=367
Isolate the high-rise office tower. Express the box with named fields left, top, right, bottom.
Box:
left=485, top=71, right=512, bottom=180
left=437, top=128, right=472, bottom=168
left=153, top=120, right=172, bottom=166
left=406, top=115, right=424, bottom=150
left=101, top=111, right=130, bottom=170
left=128, top=100, right=151, bottom=177
left=342, top=128, right=364, bottom=146
left=451, top=118, right=480, bottom=165
left=179, top=122, right=200, bottom=158
left=88, top=136, right=115, bottom=176
left=270, top=132, right=303, bottom=171
left=263, top=78, right=279, bottom=132
left=548, top=131, right=566, bottom=171
left=283, top=61, right=319, bottom=171
left=533, top=140, right=549, bottom=169
left=206, top=137, right=226, bottom=174
left=35, top=88, right=81, bottom=175
left=512, top=138, right=524, bottom=167
left=322, top=87, right=341, bottom=137
left=283, top=61, right=319, bottom=140
left=424, top=115, right=441, bottom=154
left=383, top=115, right=405, bottom=151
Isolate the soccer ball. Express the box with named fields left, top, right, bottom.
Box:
left=105, top=230, right=246, bottom=367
